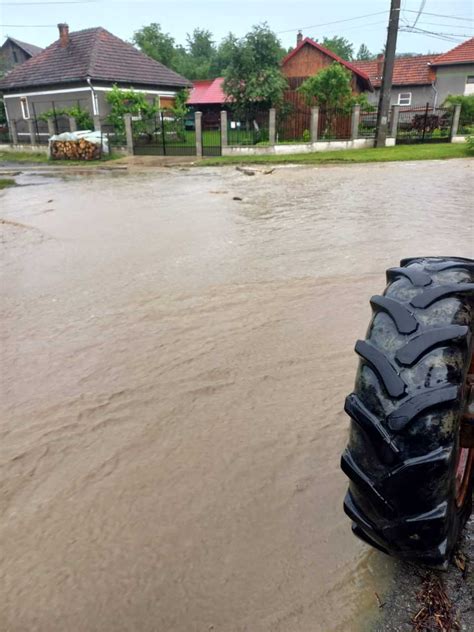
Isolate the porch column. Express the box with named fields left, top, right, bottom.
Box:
left=351, top=104, right=361, bottom=140
left=9, top=119, right=18, bottom=145
left=220, top=110, right=228, bottom=147
left=93, top=115, right=101, bottom=132
left=27, top=119, right=37, bottom=145
left=124, top=113, right=134, bottom=155
left=47, top=117, right=56, bottom=138
left=269, top=108, right=276, bottom=145
left=68, top=116, right=77, bottom=132
left=389, top=105, right=400, bottom=138
left=310, top=106, right=319, bottom=142
left=450, top=103, right=462, bottom=140
left=195, top=111, right=203, bottom=158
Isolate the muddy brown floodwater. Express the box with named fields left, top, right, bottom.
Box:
left=1, top=159, right=473, bottom=632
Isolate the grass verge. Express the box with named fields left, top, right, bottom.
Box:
left=0, top=150, right=122, bottom=165
left=201, top=143, right=472, bottom=166
left=0, top=177, right=16, bottom=189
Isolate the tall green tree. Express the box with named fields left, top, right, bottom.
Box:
left=320, top=36, right=354, bottom=60
left=211, top=32, right=239, bottom=76
left=223, top=23, right=287, bottom=116
left=356, top=43, right=373, bottom=61
left=133, top=23, right=176, bottom=68
left=299, top=63, right=353, bottom=109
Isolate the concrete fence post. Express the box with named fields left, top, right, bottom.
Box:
left=389, top=105, right=400, bottom=139
left=69, top=116, right=77, bottom=132
left=310, top=106, right=319, bottom=142
left=451, top=103, right=462, bottom=140
left=351, top=104, right=361, bottom=140
left=9, top=119, right=18, bottom=145
left=220, top=110, right=228, bottom=148
left=93, top=115, right=101, bottom=132
left=27, top=118, right=37, bottom=145
left=269, top=108, right=276, bottom=145
left=124, top=113, right=134, bottom=155
left=47, top=117, right=56, bottom=138
left=195, top=111, right=203, bottom=158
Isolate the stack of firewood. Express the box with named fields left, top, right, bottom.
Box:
left=50, top=138, right=101, bottom=160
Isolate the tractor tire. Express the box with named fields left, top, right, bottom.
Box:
left=341, top=256, right=474, bottom=568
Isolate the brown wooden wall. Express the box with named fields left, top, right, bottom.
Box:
left=282, top=43, right=362, bottom=94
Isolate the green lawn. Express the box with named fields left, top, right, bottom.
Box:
left=0, top=177, right=16, bottom=189
left=201, top=142, right=472, bottom=166
left=0, top=150, right=122, bottom=165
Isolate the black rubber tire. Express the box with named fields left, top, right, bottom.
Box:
left=341, top=256, right=474, bottom=568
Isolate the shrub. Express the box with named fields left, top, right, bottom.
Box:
left=302, top=129, right=311, bottom=142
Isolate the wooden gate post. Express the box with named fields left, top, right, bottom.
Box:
left=195, top=111, right=203, bottom=157
left=269, top=108, right=276, bottom=145
left=124, top=113, right=134, bottom=154
left=220, top=110, right=228, bottom=148
left=351, top=104, right=361, bottom=140
left=450, top=103, right=462, bottom=140
left=9, top=119, right=19, bottom=145
left=310, top=106, right=319, bottom=142
left=27, top=119, right=37, bottom=145
left=389, top=105, right=400, bottom=139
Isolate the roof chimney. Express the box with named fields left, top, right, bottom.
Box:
left=58, top=23, right=69, bottom=47
left=377, top=53, right=384, bottom=80
left=297, top=30, right=303, bottom=45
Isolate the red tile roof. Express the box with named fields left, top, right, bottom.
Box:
left=431, top=37, right=474, bottom=66
left=187, top=78, right=228, bottom=105
left=354, top=55, right=435, bottom=87
left=281, top=37, right=373, bottom=91
left=0, top=27, right=191, bottom=90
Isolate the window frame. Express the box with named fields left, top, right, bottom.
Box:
left=397, top=92, right=412, bottom=106
left=20, top=96, right=30, bottom=119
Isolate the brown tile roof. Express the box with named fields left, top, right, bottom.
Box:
left=354, top=55, right=436, bottom=87
left=7, top=37, right=43, bottom=57
left=0, top=27, right=191, bottom=90
left=431, top=37, right=474, bottom=65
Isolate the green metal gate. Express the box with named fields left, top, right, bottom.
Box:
left=133, top=111, right=196, bottom=156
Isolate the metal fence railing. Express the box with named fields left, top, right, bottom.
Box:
left=132, top=111, right=197, bottom=156
left=227, top=111, right=269, bottom=146
left=358, top=110, right=378, bottom=138
left=396, top=105, right=453, bottom=144
left=318, top=109, right=352, bottom=140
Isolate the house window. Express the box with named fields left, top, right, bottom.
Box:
left=20, top=97, right=30, bottom=119
left=12, top=50, right=18, bottom=63
left=465, top=76, right=474, bottom=95
left=397, top=92, right=412, bottom=106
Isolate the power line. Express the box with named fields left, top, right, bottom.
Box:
left=0, top=24, right=58, bottom=27
left=1, top=1, right=96, bottom=4
left=399, top=26, right=467, bottom=42
left=414, top=21, right=474, bottom=29
left=410, top=0, right=427, bottom=29
left=403, top=9, right=474, bottom=22
left=276, top=10, right=389, bottom=34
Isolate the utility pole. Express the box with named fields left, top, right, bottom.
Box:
left=375, top=0, right=401, bottom=147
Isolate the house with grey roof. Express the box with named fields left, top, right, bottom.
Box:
left=0, top=36, right=43, bottom=73
left=0, top=24, right=191, bottom=137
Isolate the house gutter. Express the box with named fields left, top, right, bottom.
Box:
left=86, top=76, right=99, bottom=115
left=431, top=81, right=438, bottom=108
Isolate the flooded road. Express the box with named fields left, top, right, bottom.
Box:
left=1, top=160, right=473, bottom=631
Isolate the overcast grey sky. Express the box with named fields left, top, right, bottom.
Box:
left=1, top=0, right=473, bottom=57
